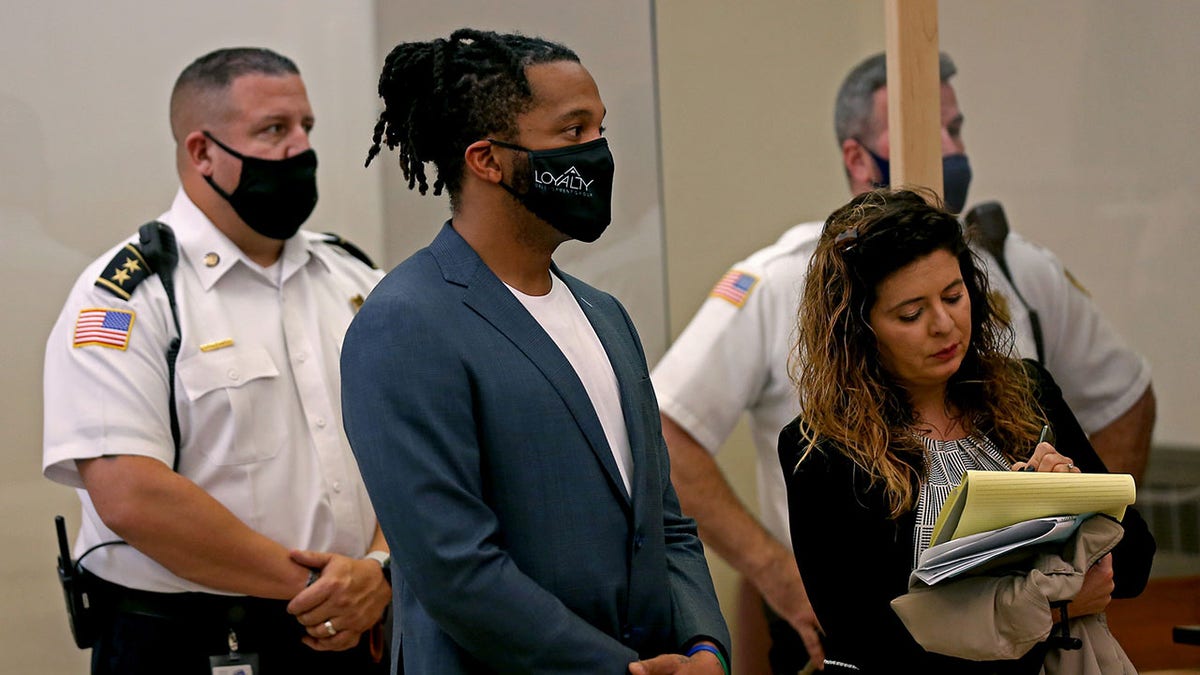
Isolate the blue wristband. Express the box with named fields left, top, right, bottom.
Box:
left=685, top=644, right=729, bottom=675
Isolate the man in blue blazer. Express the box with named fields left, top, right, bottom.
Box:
left=341, top=29, right=730, bottom=675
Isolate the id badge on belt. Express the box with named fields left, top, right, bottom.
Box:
left=209, top=629, right=260, bottom=675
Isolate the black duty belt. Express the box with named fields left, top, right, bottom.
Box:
left=84, top=569, right=300, bottom=632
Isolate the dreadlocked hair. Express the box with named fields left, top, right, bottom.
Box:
left=790, top=188, right=1046, bottom=518
left=365, top=28, right=579, bottom=206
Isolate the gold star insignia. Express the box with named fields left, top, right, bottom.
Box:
left=110, top=267, right=132, bottom=284
left=121, top=257, right=142, bottom=272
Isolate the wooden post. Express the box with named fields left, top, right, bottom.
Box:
left=884, top=0, right=942, bottom=202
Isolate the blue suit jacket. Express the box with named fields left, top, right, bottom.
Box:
left=341, top=224, right=729, bottom=674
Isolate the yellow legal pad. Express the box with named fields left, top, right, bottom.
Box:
left=929, top=471, right=1136, bottom=547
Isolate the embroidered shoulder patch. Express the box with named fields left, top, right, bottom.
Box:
left=73, top=308, right=135, bottom=350
left=94, top=243, right=152, bottom=300
left=709, top=270, right=760, bottom=308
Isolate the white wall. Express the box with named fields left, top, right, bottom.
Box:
left=0, top=2, right=382, bottom=671
left=940, top=0, right=1200, bottom=448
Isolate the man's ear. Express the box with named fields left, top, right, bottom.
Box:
left=183, top=131, right=215, bottom=176
left=842, top=138, right=875, bottom=188
left=463, top=140, right=504, bottom=184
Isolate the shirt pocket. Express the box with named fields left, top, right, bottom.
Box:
left=176, top=346, right=284, bottom=465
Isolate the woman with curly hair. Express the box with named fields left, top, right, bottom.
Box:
left=778, top=188, right=1154, bottom=672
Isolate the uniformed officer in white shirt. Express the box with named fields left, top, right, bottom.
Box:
left=43, top=48, right=390, bottom=674
left=651, top=51, right=1156, bottom=673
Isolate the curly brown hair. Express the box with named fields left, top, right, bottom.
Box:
left=791, top=188, right=1045, bottom=517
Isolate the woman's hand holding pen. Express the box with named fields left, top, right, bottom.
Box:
left=1010, top=426, right=1082, bottom=473
left=1009, top=424, right=1109, bottom=619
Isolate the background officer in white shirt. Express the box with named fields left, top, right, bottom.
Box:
left=43, top=48, right=389, bottom=674
left=651, top=51, right=1155, bottom=673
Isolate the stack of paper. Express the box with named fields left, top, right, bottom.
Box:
left=929, top=471, right=1135, bottom=546
left=912, top=471, right=1136, bottom=586
left=914, top=514, right=1090, bottom=585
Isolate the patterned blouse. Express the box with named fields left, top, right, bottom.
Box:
left=912, top=434, right=1012, bottom=568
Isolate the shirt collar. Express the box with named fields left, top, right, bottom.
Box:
left=162, top=188, right=315, bottom=290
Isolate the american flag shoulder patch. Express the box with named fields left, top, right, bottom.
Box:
left=709, top=270, right=760, bottom=308
left=73, top=308, right=136, bottom=350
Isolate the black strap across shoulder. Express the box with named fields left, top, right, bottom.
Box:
left=321, top=231, right=379, bottom=269
left=965, top=201, right=1045, bottom=364
left=136, top=221, right=183, bottom=470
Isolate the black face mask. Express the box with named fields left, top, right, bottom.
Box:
left=202, top=131, right=318, bottom=240
left=861, top=143, right=973, bottom=214
left=488, top=137, right=615, bottom=243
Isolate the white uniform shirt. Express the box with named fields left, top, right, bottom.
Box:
left=43, top=189, right=385, bottom=594
left=508, top=273, right=634, bottom=494
left=651, top=220, right=1151, bottom=548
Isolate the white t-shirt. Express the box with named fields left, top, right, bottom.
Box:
left=43, top=188, right=385, bottom=593
left=508, top=272, right=634, bottom=494
left=652, top=220, right=1151, bottom=548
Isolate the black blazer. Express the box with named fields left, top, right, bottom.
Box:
left=778, top=360, right=1154, bottom=673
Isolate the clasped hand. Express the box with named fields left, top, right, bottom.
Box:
left=629, top=647, right=724, bottom=675
left=286, top=550, right=391, bottom=651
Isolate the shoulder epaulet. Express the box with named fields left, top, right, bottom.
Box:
left=320, top=232, right=378, bottom=270
left=94, top=242, right=155, bottom=300
left=93, top=221, right=177, bottom=300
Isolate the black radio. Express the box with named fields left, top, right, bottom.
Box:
left=55, top=515, right=97, bottom=649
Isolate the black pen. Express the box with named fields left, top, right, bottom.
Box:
left=1023, top=425, right=1054, bottom=471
